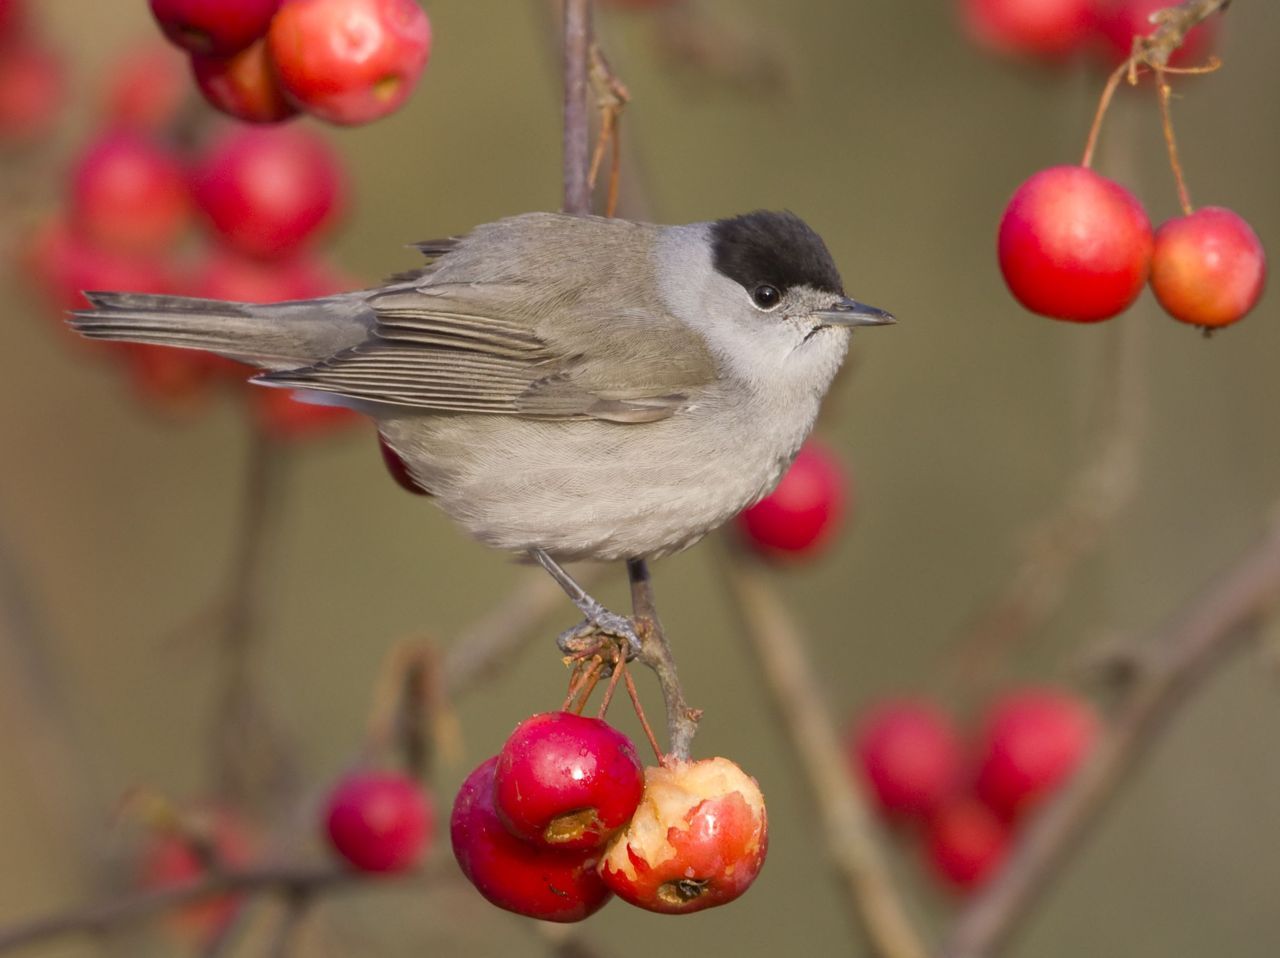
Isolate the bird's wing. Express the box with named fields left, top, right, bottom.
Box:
left=254, top=281, right=718, bottom=423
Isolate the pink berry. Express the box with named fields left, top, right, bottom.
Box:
left=451, top=757, right=613, bottom=923
left=961, top=0, right=1095, bottom=60
left=149, top=0, right=282, bottom=57
left=102, top=43, right=189, bottom=132
left=268, top=0, right=432, bottom=125
left=1150, top=207, right=1266, bottom=330
left=189, top=125, right=346, bottom=259
left=70, top=131, right=191, bottom=254
left=998, top=165, right=1153, bottom=322
left=973, top=687, right=1098, bottom=820
left=0, top=41, right=65, bottom=144
left=851, top=699, right=963, bottom=821
left=494, top=712, right=644, bottom=852
left=923, top=798, right=1009, bottom=892
left=736, top=440, right=848, bottom=558
left=1093, top=0, right=1220, bottom=70
left=193, top=37, right=298, bottom=124
left=324, top=771, right=432, bottom=873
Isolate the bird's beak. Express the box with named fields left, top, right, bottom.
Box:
left=811, top=297, right=895, bottom=328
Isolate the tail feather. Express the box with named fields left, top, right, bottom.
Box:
left=69, top=291, right=372, bottom=371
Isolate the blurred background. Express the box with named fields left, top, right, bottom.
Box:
left=1, top=0, right=1278, bottom=955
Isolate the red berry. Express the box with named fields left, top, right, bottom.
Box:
left=0, top=41, right=65, bottom=144
left=0, top=0, right=25, bottom=43
left=851, top=699, right=963, bottom=821
left=973, top=687, right=1097, bottom=820
left=190, top=125, right=346, bottom=259
left=193, top=37, right=298, bottom=124
left=737, top=441, right=848, bottom=558
left=379, top=435, right=430, bottom=495
left=1093, top=0, right=1220, bottom=70
left=599, top=757, right=768, bottom=914
left=251, top=388, right=362, bottom=440
left=923, top=798, right=1009, bottom=892
left=451, top=757, right=613, bottom=923
left=70, top=131, right=191, bottom=254
left=1150, top=207, right=1266, bottom=330
left=149, top=0, right=282, bottom=57
left=494, top=712, right=644, bottom=852
left=961, top=0, right=1095, bottom=60
left=192, top=246, right=334, bottom=303
left=268, top=0, right=432, bottom=126
left=138, top=808, right=256, bottom=945
left=998, top=165, right=1153, bottom=322
left=103, top=43, right=189, bottom=132
left=324, top=771, right=432, bottom=873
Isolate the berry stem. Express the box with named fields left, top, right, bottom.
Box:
left=624, top=669, right=666, bottom=765
left=1081, top=62, right=1129, bottom=169
left=596, top=652, right=627, bottom=718
left=1155, top=69, right=1194, bottom=215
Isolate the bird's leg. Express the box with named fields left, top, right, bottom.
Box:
left=530, top=549, right=641, bottom=657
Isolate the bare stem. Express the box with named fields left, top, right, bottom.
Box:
left=562, top=0, right=594, bottom=215
left=1156, top=70, right=1194, bottom=214
left=717, top=548, right=927, bottom=958
left=627, top=558, right=700, bottom=761
left=943, top=512, right=1280, bottom=958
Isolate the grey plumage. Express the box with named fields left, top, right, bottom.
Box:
left=69, top=210, right=891, bottom=565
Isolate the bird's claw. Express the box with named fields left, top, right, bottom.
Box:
left=557, top=611, right=642, bottom=660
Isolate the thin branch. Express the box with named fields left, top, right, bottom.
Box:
left=627, top=559, right=700, bottom=761
left=1133, top=0, right=1230, bottom=69
left=717, top=548, right=928, bottom=958
left=942, top=511, right=1280, bottom=958
left=562, top=0, right=594, bottom=215
left=0, top=863, right=421, bottom=954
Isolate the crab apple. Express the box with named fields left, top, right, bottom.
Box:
left=193, top=247, right=329, bottom=303
left=961, top=0, right=1095, bottom=61
left=999, top=165, right=1153, bottom=322
left=974, top=687, right=1098, bottom=820
left=379, top=435, right=430, bottom=495
left=138, top=808, right=256, bottom=944
left=0, top=42, right=65, bottom=144
left=451, top=757, right=613, bottom=922
left=103, top=43, right=188, bottom=132
left=1150, top=207, right=1266, bottom=330
left=0, top=0, right=23, bottom=42
left=736, top=440, right=848, bottom=559
left=70, top=131, right=191, bottom=254
left=193, top=37, right=298, bottom=124
left=851, top=699, right=963, bottom=822
left=190, top=125, right=346, bottom=259
left=1093, top=0, right=1220, bottom=70
left=924, top=798, right=1009, bottom=892
left=494, top=712, right=644, bottom=852
left=324, top=771, right=433, bottom=873
left=268, top=0, right=432, bottom=125
left=599, top=757, right=768, bottom=914
left=149, top=0, right=281, bottom=57
left=251, top=387, right=362, bottom=440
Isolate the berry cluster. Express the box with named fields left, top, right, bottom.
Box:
left=150, top=0, right=432, bottom=125
left=21, top=45, right=361, bottom=439
left=961, top=0, right=1219, bottom=67
left=850, top=687, right=1097, bottom=891
left=451, top=711, right=768, bottom=920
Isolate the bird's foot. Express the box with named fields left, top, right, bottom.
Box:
left=557, top=608, right=642, bottom=660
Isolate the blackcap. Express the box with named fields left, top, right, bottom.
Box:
left=71, top=210, right=893, bottom=649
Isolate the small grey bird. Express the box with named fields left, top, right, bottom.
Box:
left=72, top=210, right=892, bottom=650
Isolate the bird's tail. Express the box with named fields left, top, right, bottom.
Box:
left=69, top=291, right=371, bottom=372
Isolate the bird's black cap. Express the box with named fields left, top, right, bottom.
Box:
left=711, top=210, right=844, bottom=297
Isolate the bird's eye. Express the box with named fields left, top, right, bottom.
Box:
left=751, top=284, right=781, bottom=310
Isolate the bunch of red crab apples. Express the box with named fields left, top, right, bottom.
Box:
left=998, top=166, right=1265, bottom=331
left=849, top=688, right=1098, bottom=892
left=148, top=0, right=432, bottom=125
left=451, top=712, right=769, bottom=920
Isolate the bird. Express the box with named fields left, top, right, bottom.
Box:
left=71, top=210, right=893, bottom=651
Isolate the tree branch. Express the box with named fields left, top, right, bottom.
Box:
left=628, top=558, right=700, bottom=761
left=562, top=0, right=594, bottom=215
left=717, top=547, right=927, bottom=958
left=942, top=511, right=1280, bottom=958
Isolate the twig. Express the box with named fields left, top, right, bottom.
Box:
left=717, top=548, right=928, bottom=958
left=627, top=558, right=701, bottom=761
left=1130, top=0, right=1230, bottom=70
left=0, top=863, right=420, bottom=953
left=942, top=511, right=1280, bottom=958
left=562, top=0, right=594, bottom=215
left=268, top=894, right=311, bottom=958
